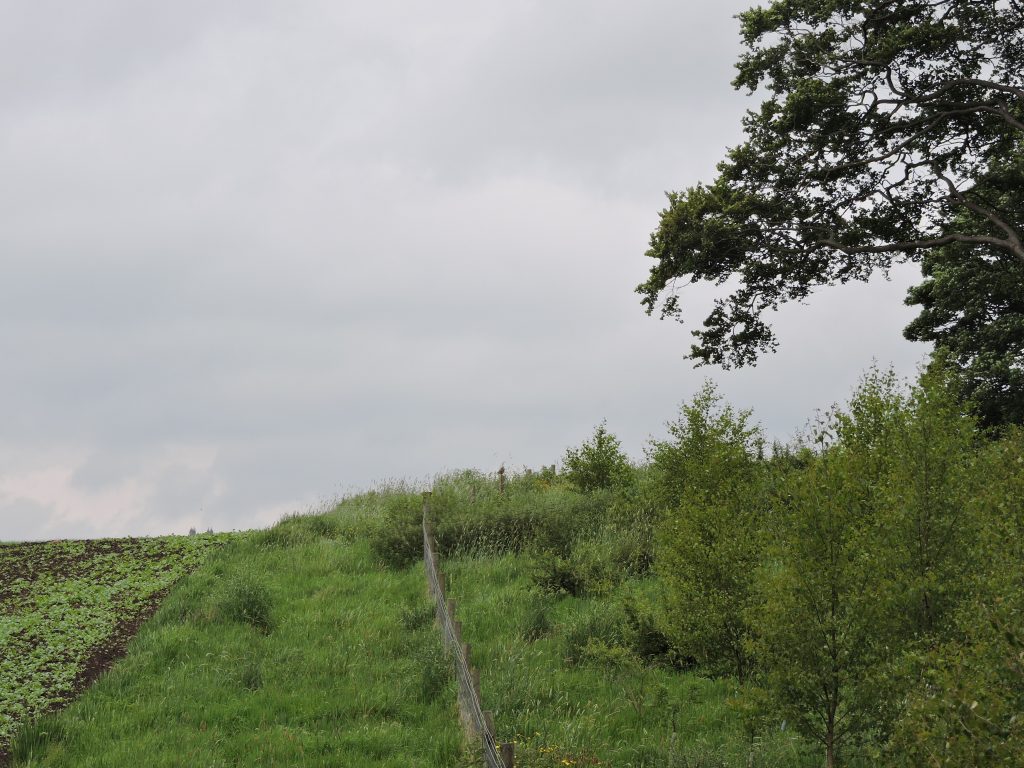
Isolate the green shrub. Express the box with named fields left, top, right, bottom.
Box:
left=623, top=595, right=676, bottom=665
left=531, top=536, right=623, bottom=598
left=578, top=638, right=638, bottom=669
left=648, top=381, right=764, bottom=510
left=563, top=605, right=628, bottom=667
left=562, top=421, right=633, bottom=492
left=426, top=475, right=611, bottom=559
left=653, top=383, right=766, bottom=682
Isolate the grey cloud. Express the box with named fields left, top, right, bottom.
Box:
left=0, top=1, right=928, bottom=541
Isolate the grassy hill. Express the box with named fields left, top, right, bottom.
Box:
left=3, top=508, right=467, bottom=768
left=3, top=369, right=1022, bottom=767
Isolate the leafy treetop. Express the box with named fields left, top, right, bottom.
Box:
left=639, top=0, right=1023, bottom=368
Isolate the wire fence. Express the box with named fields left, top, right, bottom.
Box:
left=422, top=493, right=514, bottom=768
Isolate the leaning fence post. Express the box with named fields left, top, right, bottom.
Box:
left=470, top=664, right=480, bottom=699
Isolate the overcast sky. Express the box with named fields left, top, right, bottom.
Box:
left=1, top=1, right=927, bottom=541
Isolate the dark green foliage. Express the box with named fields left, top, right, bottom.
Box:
left=905, top=196, right=1024, bottom=427
left=367, top=471, right=618, bottom=570
left=638, top=0, right=1024, bottom=370
left=532, top=552, right=592, bottom=597
left=532, top=530, right=640, bottom=598
left=562, top=421, right=633, bottom=492
left=367, top=492, right=424, bottom=568
left=622, top=596, right=675, bottom=666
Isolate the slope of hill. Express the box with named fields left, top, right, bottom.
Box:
left=0, top=534, right=226, bottom=762
left=3, top=508, right=467, bottom=767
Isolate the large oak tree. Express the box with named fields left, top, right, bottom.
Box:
left=639, top=0, right=1023, bottom=416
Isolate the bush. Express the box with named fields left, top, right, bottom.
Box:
left=562, top=421, right=633, bottom=492
left=563, top=604, right=628, bottom=667
left=578, top=638, right=638, bottom=669
left=653, top=383, right=766, bottom=682
left=426, top=474, right=613, bottom=560
left=622, top=595, right=676, bottom=665
left=533, top=551, right=611, bottom=598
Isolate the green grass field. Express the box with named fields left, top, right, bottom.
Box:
left=442, top=552, right=814, bottom=768
left=0, top=534, right=226, bottom=759
left=5, top=511, right=468, bottom=767
left=0, top=479, right=871, bottom=767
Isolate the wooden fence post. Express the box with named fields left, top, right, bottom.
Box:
left=498, top=465, right=506, bottom=494
left=500, top=742, right=515, bottom=768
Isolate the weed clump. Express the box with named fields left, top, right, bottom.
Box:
left=9, top=716, right=70, bottom=764
left=256, top=512, right=341, bottom=549
left=400, top=600, right=436, bottom=631
left=238, top=660, right=263, bottom=691
left=520, top=599, right=553, bottom=642
left=217, top=575, right=273, bottom=633
left=563, top=604, right=629, bottom=667
left=415, top=639, right=453, bottom=702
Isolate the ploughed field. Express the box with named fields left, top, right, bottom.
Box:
left=0, top=534, right=225, bottom=760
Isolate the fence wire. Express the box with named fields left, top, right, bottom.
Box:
left=423, top=501, right=510, bottom=768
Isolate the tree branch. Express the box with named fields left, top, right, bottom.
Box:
left=817, top=231, right=1024, bottom=263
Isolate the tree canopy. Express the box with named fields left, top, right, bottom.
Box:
left=903, top=166, right=1024, bottom=427
left=639, top=0, right=1024, bottom=379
